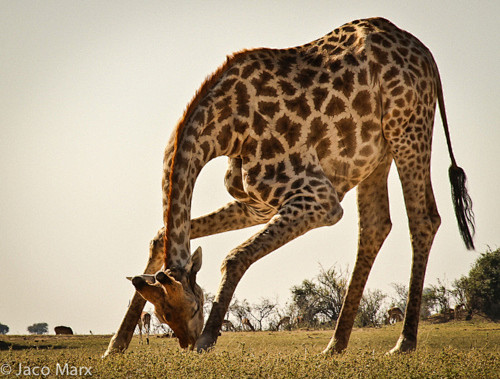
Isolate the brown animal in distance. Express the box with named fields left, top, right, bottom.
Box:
left=137, top=311, right=152, bottom=345
left=54, top=326, right=73, bottom=335
left=241, top=317, right=255, bottom=331
left=386, top=307, right=404, bottom=325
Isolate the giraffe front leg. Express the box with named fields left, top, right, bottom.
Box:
left=103, top=229, right=164, bottom=357
left=190, top=201, right=274, bottom=239
left=323, top=155, right=392, bottom=354
left=195, top=192, right=344, bottom=351
left=190, top=157, right=275, bottom=239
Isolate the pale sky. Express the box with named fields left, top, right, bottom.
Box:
left=1, top=1, right=499, bottom=335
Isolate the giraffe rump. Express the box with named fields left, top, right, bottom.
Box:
left=448, top=164, right=475, bottom=250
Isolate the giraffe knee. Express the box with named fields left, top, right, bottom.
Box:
left=149, top=228, right=165, bottom=261
left=380, top=218, right=392, bottom=241
left=430, top=212, right=441, bottom=235
left=322, top=202, right=344, bottom=226
left=221, top=252, right=247, bottom=279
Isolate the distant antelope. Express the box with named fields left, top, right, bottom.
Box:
left=454, top=304, right=465, bottom=320
left=137, top=312, right=151, bottom=345
left=277, top=316, right=291, bottom=330
left=221, top=319, right=235, bottom=332
left=241, top=317, right=255, bottom=331
left=386, top=307, right=404, bottom=325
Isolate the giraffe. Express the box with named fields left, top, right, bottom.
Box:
left=137, top=311, right=151, bottom=345
left=104, top=17, right=474, bottom=357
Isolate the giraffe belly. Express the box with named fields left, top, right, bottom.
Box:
left=320, top=137, right=390, bottom=200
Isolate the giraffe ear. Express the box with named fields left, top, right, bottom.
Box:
left=190, top=246, right=202, bottom=274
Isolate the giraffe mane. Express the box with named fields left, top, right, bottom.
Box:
left=163, top=48, right=271, bottom=264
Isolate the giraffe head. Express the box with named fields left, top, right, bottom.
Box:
left=131, top=247, right=204, bottom=349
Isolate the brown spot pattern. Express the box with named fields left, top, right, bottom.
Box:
left=258, top=101, right=280, bottom=119
left=285, top=93, right=311, bottom=120
left=252, top=71, right=278, bottom=96
left=312, top=87, right=329, bottom=111
left=235, top=82, right=250, bottom=117
left=325, top=95, right=345, bottom=116
left=276, top=115, right=302, bottom=148
left=352, top=90, right=372, bottom=116
left=261, top=136, right=285, bottom=159
left=252, top=111, right=268, bottom=135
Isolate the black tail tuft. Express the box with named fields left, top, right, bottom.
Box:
left=449, top=165, right=475, bottom=250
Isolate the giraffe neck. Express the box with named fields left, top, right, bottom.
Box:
left=162, top=58, right=249, bottom=268
left=162, top=120, right=213, bottom=268
left=162, top=49, right=276, bottom=268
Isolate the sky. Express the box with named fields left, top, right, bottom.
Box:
left=1, top=1, right=499, bottom=335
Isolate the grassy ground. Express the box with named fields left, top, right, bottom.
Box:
left=0, top=320, right=498, bottom=378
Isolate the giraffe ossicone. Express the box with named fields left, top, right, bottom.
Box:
left=104, top=17, right=474, bottom=357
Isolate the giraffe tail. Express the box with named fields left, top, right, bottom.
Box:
left=436, top=72, right=476, bottom=250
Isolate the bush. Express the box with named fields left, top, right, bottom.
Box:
left=355, top=289, right=386, bottom=327
left=463, top=248, right=500, bottom=320
left=290, top=265, right=348, bottom=325
left=0, top=323, right=8, bottom=335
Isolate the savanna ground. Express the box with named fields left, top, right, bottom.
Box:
left=1, top=320, right=498, bottom=378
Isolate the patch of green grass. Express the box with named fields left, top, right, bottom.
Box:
left=1, top=320, right=498, bottom=378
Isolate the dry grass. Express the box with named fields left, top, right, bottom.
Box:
left=1, top=320, right=498, bottom=378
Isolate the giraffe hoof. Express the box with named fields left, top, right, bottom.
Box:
left=102, top=334, right=129, bottom=358
left=194, top=334, right=217, bottom=353
left=321, top=343, right=346, bottom=355
left=387, top=337, right=416, bottom=355
left=102, top=346, right=124, bottom=358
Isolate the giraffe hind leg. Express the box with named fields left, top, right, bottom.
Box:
left=323, top=154, right=393, bottom=354
left=388, top=128, right=441, bottom=353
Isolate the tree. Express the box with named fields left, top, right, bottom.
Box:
left=461, top=248, right=500, bottom=320
left=0, top=323, right=9, bottom=335
left=420, top=286, right=434, bottom=319
left=247, top=298, right=278, bottom=331
left=228, top=298, right=252, bottom=329
left=27, top=322, right=48, bottom=335
left=355, top=289, right=387, bottom=327
left=315, top=265, right=348, bottom=321
left=291, top=278, right=322, bottom=324
left=421, top=279, right=452, bottom=316
left=202, top=289, right=215, bottom=320
left=290, top=265, right=348, bottom=325
left=451, top=276, right=467, bottom=306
